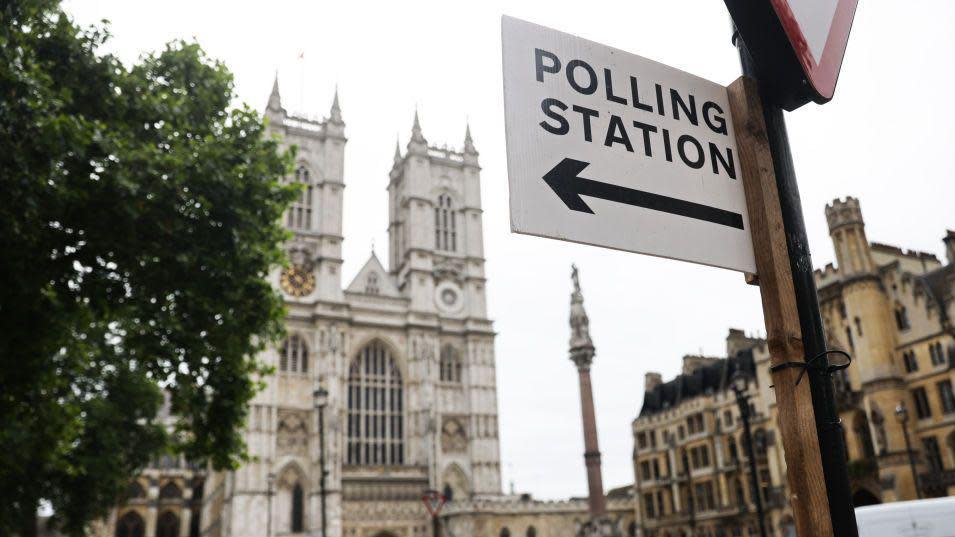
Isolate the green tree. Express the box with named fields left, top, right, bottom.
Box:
left=0, top=1, right=297, bottom=534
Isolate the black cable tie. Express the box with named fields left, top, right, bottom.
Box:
left=769, top=349, right=852, bottom=388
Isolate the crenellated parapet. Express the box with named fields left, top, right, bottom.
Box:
left=825, top=196, right=865, bottom=233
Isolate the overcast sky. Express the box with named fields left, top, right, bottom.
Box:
left=65, top=1, right=955, bottom=500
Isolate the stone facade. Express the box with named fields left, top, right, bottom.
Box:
left=633, top=332, right=791, bottom=537
left=105, top=79, right=502, bottom=537
left=632, top=197, right=955, bottom=537
left=817, top=197, right=955, bottom=503
left=442, top=495, right=637, bottom=537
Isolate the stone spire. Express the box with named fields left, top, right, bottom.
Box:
left=464, top=123, right=477, bottom=154
left=267, top=71, right=283, bottom=114
left=393, top=136, right=402, bottom=161
left=411, top=109, right=426, bottom=143
left=407, top=109, right=428, bottom=154
left=329, top=86, right=343, bottom=124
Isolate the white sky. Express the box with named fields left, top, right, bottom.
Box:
left=65, top=0, right=955, bottom=501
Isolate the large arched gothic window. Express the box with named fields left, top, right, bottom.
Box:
left=434, top=194, right=457, bottom=252
left=156, top=512, right=180, bottom=537
left=347, top=341, right=404, bottom=465
left=439, top=345, right=462, bottom=383
left=287, top=166, right=314, bottom=230
left=115, top=511, right=145, bottom=537
left=281, top=335, right=309, bottom=374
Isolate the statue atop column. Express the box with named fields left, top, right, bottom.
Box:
left=568, top=265, right=622, bottom=537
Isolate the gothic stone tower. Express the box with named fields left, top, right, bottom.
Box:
left=825, top=197, right=916, bottom=499
left=387, top=114, right=501, bottom=499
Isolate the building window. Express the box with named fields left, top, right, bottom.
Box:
left=159, top=482, right=181, bottom=499
left=727, top=437, right=738, bottom=462
left=912, top=387, right=932, bottom=420
left=724, top=409, right=733, bottom=427
left=500, top=528, right=511, bottom=537
left=439, top=345, right=462, bottom=383
left=347, top=340, right=404, bottom=465
left=156, top=512, right=180, bottom=537
left=637, top=432, right=647, bottom=449
left=434, top=194, right=457, bottom=252
left=287, top=166, right=314, bottom=230
left=854, top=317, right=864, bottom=337
left=115, top=511, right=145, bottom=537
left=903, top=351, right=919, bottom=373
left=644, top=493, right=656, bottom=518
left=126, top=481, right=146, bottom=499
left=895, top=306, right=910, bottom=331
left=291, top=483, right=305, bottom=533
left=687, top=413, right=705, bottom=435
left=923, top=437, right=944, bottom=471
left=938, top=380, right=955, bottom=415
left=281, top=335, right=309, bottom=374
left=641, top=461, right=651, bottom=480
left=365, top=272, right=380, bottom=295
left=526, top=526, right=537, bottom=537
left=930, top=342, right=946, bottom=367
left=734, top=478, right=746, bottom=507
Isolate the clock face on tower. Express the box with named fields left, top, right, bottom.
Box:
left=280, top=265, right=315, bottom=297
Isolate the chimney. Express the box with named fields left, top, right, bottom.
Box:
left=645, top=372, right=662, bottom=392
left=944, top=230, right=955, bottom=265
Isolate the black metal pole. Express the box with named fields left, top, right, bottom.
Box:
left=319, top=405, right=328, bottom=536
left=900, top=421, right=922, bottom=499
left=267, top=478, right=273, bottom=537
left=737, top=391, right=768, bottom=537
left=433, top=513, right=440, bottom=537
left=734, top=29, right=859, bottom=537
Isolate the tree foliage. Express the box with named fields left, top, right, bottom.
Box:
left=0, top=1, right=296, bottom=534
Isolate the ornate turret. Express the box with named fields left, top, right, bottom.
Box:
left=407, top=110, right=427, bottom=154
left=325, top=89, right=345, bottom=140
left=463, top=123, right=479, bottom=168
left=329, top=87, right=343, bottom=125
left=266, top=72, right=284, bottom=117
left=826, top=197, right=876, bottom=276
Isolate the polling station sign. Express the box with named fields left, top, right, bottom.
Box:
left=502, top=16, right=756, bottom=273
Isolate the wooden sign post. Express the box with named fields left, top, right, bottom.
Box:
left=727, top=76, right=834, bottom=537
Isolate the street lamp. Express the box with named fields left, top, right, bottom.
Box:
left=267, top=471, right=276, bottom=537
left=314, top=384, right=329, bottom=537
left=894, top=402, right=922, bottom=499
left=730, top=370, right=768, bottom=537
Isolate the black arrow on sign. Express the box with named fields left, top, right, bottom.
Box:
left=542, top=158, right=745, bottom=230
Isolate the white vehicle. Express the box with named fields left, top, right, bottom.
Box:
left=856, top=497, right=955, bottom=537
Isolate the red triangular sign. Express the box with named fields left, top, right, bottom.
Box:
left=422, top=490, right=446, bottom=517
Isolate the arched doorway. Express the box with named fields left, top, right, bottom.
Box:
left=115, top=511, right=145, bottom=537
left=852, top=488, right=881, bottom=507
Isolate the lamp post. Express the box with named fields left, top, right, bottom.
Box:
left=267, top=472, right=276, bottom=537
left=895, top=403, right=922, bottom=500
left=730, top=370, right=767, bottom=537
left=314, top=385, right=329, bottom=537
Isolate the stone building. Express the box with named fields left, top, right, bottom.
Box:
left=632, top=196, right=955, bottom=537
left=105, top=78, right=501, bottom=537
left=633, top=331, right=792, bottom=537
left=816, top=197, right=955, bottom=503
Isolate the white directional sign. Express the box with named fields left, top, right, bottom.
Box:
left=502, top=16, right=756, bottom=273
